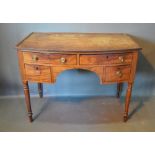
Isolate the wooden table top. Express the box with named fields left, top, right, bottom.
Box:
left=16, top=32, right=141, bottom=52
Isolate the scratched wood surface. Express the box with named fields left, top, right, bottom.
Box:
left=16, top=33, right=141, bottom=52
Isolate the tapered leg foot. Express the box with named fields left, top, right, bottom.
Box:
left=38, top=83, right=43, bottom=98
left=123, top=113, right=128, bottom=122
left=23, top=81, right=33, bottom=123
left=28, top=112, right=33, bottom=122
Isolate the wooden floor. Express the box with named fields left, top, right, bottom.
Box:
left=0, top=96, right=155, bottom=131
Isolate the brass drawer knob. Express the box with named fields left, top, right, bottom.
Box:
left=34, top=66, right=41, bottom=74
left=60, top=57, right=66, bottom=63
left=32, top=55, right=39, bottom=61
left=116, top=70, right=122, bottom=77
left=118, top=56, right=124, bottom=63
left=35, top=66, right=39, bottom=70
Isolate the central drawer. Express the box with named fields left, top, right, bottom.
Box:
left=80, top=53, right=133, bottom=65
left=23, top=52, right=77, bottom=65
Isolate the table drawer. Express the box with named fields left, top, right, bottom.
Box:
left=23, top=52, right=50, bottom=64
left=105, top=53, right=133, bottom=65
left=80, top=53, right=132, bottom=65
left=48, top=54, right=77, bottom=65
left=23, top=52, right=77, bottom=65
left=25, top=64, right=51, bottom=82
left=80, top=54, right=106, bottom=65
left=105, top=65, right=131, bottom=82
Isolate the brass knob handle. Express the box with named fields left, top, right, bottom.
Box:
left=34, top=66, right=41, bottom=74
left=116, top=70, right=122, bottom=77
left=35, top=66, right=39, bottom=70
left=118, top=56, right=124, bottom=63
left=60, top=57, right=66, bottom=64
left=32, top=55, right=38, bottom=61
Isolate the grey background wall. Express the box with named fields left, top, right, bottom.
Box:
left=0, top=23, right=155, bottom=97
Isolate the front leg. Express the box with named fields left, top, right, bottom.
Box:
left=124, top=82, right=133, bottom=122
left=38, top=83, right=43, bottom=98
left=23, top=81, right=33, bottom=122
left=117, top=83, right=122, bottom=98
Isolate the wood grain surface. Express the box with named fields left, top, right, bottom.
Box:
left=17, top=32, right=141, bottom=52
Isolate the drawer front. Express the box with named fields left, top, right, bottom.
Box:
left=80, top=54, right=106, bottom=65
left=23, top=52, right=50, bottom=64
left=105, top=65, right=131, bottom=82
left=105, top=53, right=133, bottom=65
left=23, top=52, right=77, bottom=65
left=48, top=54, right=77, bottom=65
left=80, top=53, right=133, bottom=65
left=25, top=64, right=51, bottom=82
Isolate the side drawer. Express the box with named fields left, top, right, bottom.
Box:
left=105, top=65, right=131, bottom=82
left=25, top=64, right=52, bottom=83
left=23, top=52, right=77, bottom=65
left=48, top=54, right=77, bottom=65
left=80, top=53, right=133, bottom=65
left=23, top=52, right=50, bottom=64
left=104, top=53, right=133, bottom=65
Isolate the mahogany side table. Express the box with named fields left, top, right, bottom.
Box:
left=16, top=33, right=141, bottom=122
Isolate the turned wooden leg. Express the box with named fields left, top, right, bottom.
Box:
left=117, top=83, right=122, bottom=98
left=38, top=83, right=43, bottom=98
left=124, top=82, right=133, bottom=122
left=23, top=81, right=33, bottom=122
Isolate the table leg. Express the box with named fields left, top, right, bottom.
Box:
left=38, top=83, right=43, bottom=98
left=124, top=82, right=133, bottom=122
left=23, top=81, right=33, bottom=122
left=117, top=83, right=122, bottom=98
